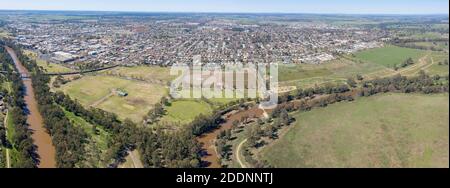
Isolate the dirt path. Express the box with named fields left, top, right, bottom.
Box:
left=236, top=138, right=248, bottom=168
left=6, top=46, right=56, bottom=168
left=409, top=56, right=435, bottom=76
left=394, top=53, right=430, bottom=76
left=3, top=111, right=10, bottom=168
left=128, top=150, right=144, bottom=168
left=90, top=92, right=114, bottom=107
left=198, top=106, right=264, bottom=168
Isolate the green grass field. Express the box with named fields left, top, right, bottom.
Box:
left=278, top=58, right=388, bottom=88
left=353, top=45, right=427, bottom=68
left=101, top=65, right=176, bottom=84
left=278, top=64, right=332, bottom=82
left=160, top=100, right=213, bottom=125
left=424, top=51, right=449, bottom=76
left=57, top=75, right=167, bottom=123
left=261, top=93, right=449, bottom=168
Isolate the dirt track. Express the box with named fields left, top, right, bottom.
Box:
left=198, top=106, right=264, bottom=168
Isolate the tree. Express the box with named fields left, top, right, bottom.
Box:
left=280, top=109, right=290, bottom=126
left=232, top=120, right=239, bottom=130
left=347, top=77, right=357, bottom=88
left=356, top=74, right=364, bottom=81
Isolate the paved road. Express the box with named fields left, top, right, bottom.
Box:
left=236, top=138, right=248, bottom=168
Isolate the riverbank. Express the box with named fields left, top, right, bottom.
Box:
left=6, top=46, right=56, bottom=168
left=198, top=106, right=264, bottom=168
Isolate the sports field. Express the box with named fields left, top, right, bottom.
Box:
left=261, top=93, right=449, bottom=168
left=353, top=45, right=427, bottom=68
left=160, top=100, right=213, bottom=125
left=57, top=75, right=167, bottom=123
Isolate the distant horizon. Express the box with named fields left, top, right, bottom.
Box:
left=0, top=0, right=448, bottom=15
left=0, top=9, right=448, bottom=16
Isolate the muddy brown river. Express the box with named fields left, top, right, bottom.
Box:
left=6, top=47, right=56, bottom=168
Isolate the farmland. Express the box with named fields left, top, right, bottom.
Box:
left=261, top=93, right=449, bottom=168
left=352, top=45, right=427, bottom=68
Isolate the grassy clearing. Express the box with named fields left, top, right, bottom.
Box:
left=101, top=65, right=176, bottom=84
left=278, top=64, right=332, bottom=82
left=424, top=51, right=449, bottom=76
left=261, top=93, right=449, bottom=168
left=57, top=75, right=167, bottom=123
left=279, top=58, right=387, bottom=88
left=409, top=32, right=448, bottom=40
left=36, top=59, right=73, bottom=73
left=160, top=100, right=213, bottom=125
left=4, top=112, right=20, bottom=167
left=0, top=29, right=11, bottom=39
left=353, top=45, right=427, bottom=68
left=24, top=50, right=73, bottom=73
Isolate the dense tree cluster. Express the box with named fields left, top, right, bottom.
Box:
left=53, top=81, right=202, bottom=168
left=53, top=91, right=137, bottom=166
left=31, top=72, right=88, bottom=167
left=360, top=71, right=449, bottom=94
left=390, top=37, right=449, bottom=51
left=143, top=97, right=167, bottom=125
left=138, top=127, right=201, bottom=168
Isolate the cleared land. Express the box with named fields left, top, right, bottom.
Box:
left=57, top=75, right=166, bottom=123
left=160, top=100, right=213, bottom=125
left=261, top=93, right=449, bottom=168
left=278, top=58, right=388, bottom=88
left=424, top=51, right=450, bottom=76
left=353, top=45, right=427, bottom=68
left=24, top=50, right=73, bottom=73
left=101, top=65, right=176, bottom=84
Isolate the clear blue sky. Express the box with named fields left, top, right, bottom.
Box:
left=0, top=0, right=448, bottom=14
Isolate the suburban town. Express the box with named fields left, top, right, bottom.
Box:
left=5, top=13, right=386, bottom=68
